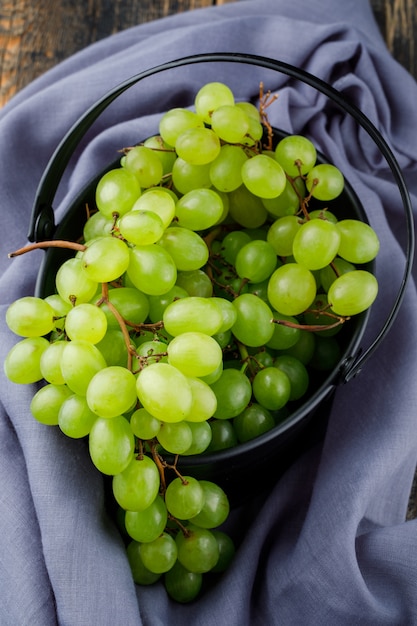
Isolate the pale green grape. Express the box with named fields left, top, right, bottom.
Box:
left=262, top=176, right=305, bottom=218
left=209, top=144, right=248, bottom=193
left=96, top=329, right=128, bottom=367
left=267, top=263, right=316, bottom=316
left=95, top=168, right=141, bottom=218
left=123, top=145, right=163, bottom=188
left=125, top=496, right=168, bottom=543
left=292, top=219, right=341, bottom=270
left=185, top=376, right=217, bottom=423
left=83, top=210, right=114, bottom=241
left=319, top=258, right=355, bottom=292
left=306, top=163, right=344, bottom=201
left=164, top=561, right=203, bottom=603
left=236, top=100, right=260, bottom=121
left=221, top=230, right=252, bottom=265
left=158, top=227, right=209, bottom=272
left=241, top=154, right=286, bottom=199
left=127, top=245, right=177, bottom=296
left=58, top=393, right=97, bottom=438
left=175, top=524, right=219, bottom=573
left=135, top=340, right=168, bottom=367
left=266, top=215, right=302, bottom=257
left=127, top=540, right=161, bottom=585
left=143, top=135, right=177, bottom=174
left=327, top=270, right=378, bottom=316
left=182, top=420, right=212, bottom=454
left=210, top=297, right=237, bottom=333
left=4, top=336, right=49, bottom=384
left=194, top=81, right=235, bottom=124
left=175, top=127, right=221, bottom=165
left=176, top=269, right=213, bottom=297
left=210, top=368, right=252, bottom=419
left=118, top=210, right=165, bottom=246
left=88, top=414, right=135, bottom=475
left=167, top=332, right=223, bottom=377
left=233, top=403, right=275, bottom=443
left=235, top=239, right=277, bottom=283
left=336, top=219, right=380, bottom=264
left=136, top=362, right=193, bottom=423
left=274, top=134, right=317, bottom=176
left=159, top=108, right=204, bottom=146
left=190, top=481, right=229, bottom=528
left=157, top=421, right=193, bottom=454
left=81, top=236, right=130, bottom=283
left=60, top=340, right=107, bottom=395
left=252, top=367, right=291, bottom=410
left=6, top=296, right=55, bottom=337
left=86, top=366, right=137, bottom=418
left=113, top=455, right=160, bottom=511
left=100, top=286, right=149, bottom=329
left=44, top=294, right=72, bottom=331
left=131, top=188, right=176, bottom=228
left=30, top=383, right=73, bottom=425
left=163, top=296, right=223, bottom=336
left=175, top=188, right=224, bottom=231
left=231, top=293, right=274, bottom=347
left=64, top=303, right=107, bottom=344
left=171, top=158, right=212, bottom=194
left=56, top=257, right=99, bottom=305
left=147, top=285, right=188, bottom=323
left=140, top=532, right=178, bottom=574
left=39, top=340, right=66, bottom=384
left=210, top=104, right=250, bottom=143
left=228, top=185, right=268, bottom=229
left=130, top=407, right=161, bottom=439
left=165, top=476, right=204, bottom=520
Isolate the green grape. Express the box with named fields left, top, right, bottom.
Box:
left=171, top=158, right=212, bottom=194
left=127, top=245, right=177, bottom=296
left=228, top=185, right=268, bottom=229
left=220, top=230, right=252, bottom=265
left=210, top=368, right=252, bottom=419
left=44, top=294, right=72, bottom=330
left=147, top=285, right=188, bottom=323
left=167, top=332, right=223, bottom=378
left=135, top=340, right=168, bottom=367
left=164, top=560, right=203, bottom=603
left=30, top=383, right=73, bottom=426
left=242, top=115, right=264, bottom=146
left=123, top=145, right=163, bottom=188
left=267, top=263, right=317, bottom=316
left=233, top=403, right=275, bottom=443
left=39, top=340, right=67, bottom=384
left=175, top=524, right=219, bottom=573
left=6, top=296, right=55, bottom=337
left=236, top=100, right=260, bottom=121
left=157, top=421, right=193, bottom=454
left=143, top=135, right=177, bottom=175
left=274, top=134, right=317, bottom=177
left=130, top=407, right=161, bottom=439
left=266, top=313, right=300, bottom=350
left=88, top=414, right=135, bottom=475
left=213, top=328, right=232, bottom=349
left=81, top=236, right=130, bottom=283
left=60, top=340, right=107, bottom=395
left=252, top=367, right=291, bottom=410
left=194, top=81, right=235, bottom=124
left=127, top=540, right=161, bottom=585
left=266, top=215, right=302, bottom=257
left=274, top=355, right=310, bottom=401
left=206, top=419, right=238, bottom=451
left=336, top=219, right=380, bottom=264
left=158, top=227, right=209, bottom=272
left=176, top=269, right=213, bottom=297
left=112, top=455, right=160, bottom=511
left=231, top=293, right=274, bottom=347
left=139, top=533, right=178, bottom=574
left=209, top=144, right=248, bottom=192
left=210, top=104, right=250, bottom=143
left=83, top=210, right=114, bottom=241
left=163, top=296, right=223, bottom=337
left=131, top=187, right=176, bottom=229
left=211, top=297, right=237, bottom=333
left=186, top=376, right=217, bottom=423
left=251, top=348, right=275, bottom=368
left=136, top=362, right=193, bottom=423
left=327, top=270, right=378, bottom=316
left=165, top=477, right=204, bottom=520
left=262, top=176, right=305, bottom=218
left=241, top=154, right=287, bottom=199
left=118, top=210, right=165, bottom=246
left=159, top=108, right=204, bottom=146
left=306, top=163, right=344, bottom=201
left=56, top=257, right=99, bottom=305
left=175, top=188, right=224, bottom=231
left=182, top=420, right=212, bottom=455
left=175, top=127, right=221, bottom=165
left=95, top=329, right=128, bottom=367
left=58, top=393, right=97, bottom=438
left=86, top=366, right=137, bottom=418
left=95, top=167, right=141, bottom=218
left=190, top=481, right=229, bottom=528
left=99, top=286, right=150, bottom=329
left=235, top=239, right=277, bottom=283
left=210, top=530, right=236, bottom=573
left=64, top=303, right=107, bottom=344
left=4, top=336, right=49, bottom=384
left=292, top=219, right=341, bottom=270
left=319, top=258, right=355, bottom=292
left=125, top=496, right=168, bottom=543
left=279, top=328, right=316, bottom=365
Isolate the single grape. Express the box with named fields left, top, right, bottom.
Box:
left=220, top=230, right=252, bottom=265
left=190, top=481, right=230, bottom=528
left=6, top=296, right=55, bottom=337
left=235, top=239, right=277, bottom=283
left=118, top=210, right=165, bottom=246
left=56, top=257, right=99, bottom=305
left=231, top=293, right=274, bottom=347
left=175, top=127, right=221, bottom=165
left=176, top=269, right=213, bottom=297
left=185, top=376, right=217, bottom=423
left=306, top=163, right=344, bottom=201
left=241, top=154, right=287, bottom=199
left=267, top=263, right=317, bottom=316
left=266, top=313, right=300, bottom=350
left=30, top=383, right=73, bottom=426
left=175, top=524, right=219, bottom=573
left=89, top=414, right=135, bottom=475
left=81, top=236, right=130, bottom=283
left=60, top=340, right=107, bottom=395
left=4, top=336, right=49, bottom=384
left=165, top=476, right=204, bottom=520
left=327, top=270, right=378, bottom=316
left=130, top=407, right=161, bottom=440
left=171, top=157, right=212, bottom=194
left=39, top=340, right=67, bottom=384
left=273, top=355, right=310, bottom=401
left=210, top=104, right=250, bottom=143
left=233, top=403, right=275, bottom=443
left=209, top=144, right=248, bottom=192
left=164, top=560, right=203, bottom=603
left=336, top=219, right=380, bottom=264
left=158, top=227, right=209, bottom=272
left=86, top=366, right=137, bottom=418
left=175, top=188, right=224, bottom=231
left=127, top=540, right=161, bottom=585
left=262, top=176, right=305, bottom=218
left=125, top=496, right=168, bottom=543
left=210, top=297, right=237, bottom=333
left=167, top=332, right=223, bottom=378
left=123, top=145, right=163, bottom=188
left=136, top=362, right=193, bottom=423
left=127, top=245, right=177, bottom=296
left=194, top=81, right=235, bottom=124
left=64, top=303, right=107, bottom=344
left=252, top=367, right=291, bottom=411
left=274, top=134, right=317, bottom=177
left=83, top=210, right=114, bottom=241
left=139, top=532, right=178, bottom=574
left=112, top=455, right=160, bottom=511
left=266, top=215, right=302, bottom=258
left=210, top=368, right=252, bottom=420
left=182, top=420, right=212, bottom=455
left=95, top=168, right=141, bottom=219
left=210, top=530, right=236, bottom=573
left=99, top=287, right=150, bottom=329
left=206, top=419, right=238, bottom=451
left=95, top=329, right=128, bottom=367
left=292, top=219, right=341, bottom=270
left=157, top=421, right=193, bottom=455
left=163, top=296, right=223, bottom=337
left=58, top=393, right=97, bottom=438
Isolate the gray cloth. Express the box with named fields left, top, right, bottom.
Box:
left=1, top=0, right=417, bottom=624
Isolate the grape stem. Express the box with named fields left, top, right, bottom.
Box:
left=259, top=82, right=278, bottom=151
left=96, top=283, right=137, bottom=371
left=273, top=314, right=348, bottom=332
left=8, top=239, right=87, bottom=257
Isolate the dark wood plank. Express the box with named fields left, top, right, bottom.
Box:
left=372, top=0, right=416, bottom=77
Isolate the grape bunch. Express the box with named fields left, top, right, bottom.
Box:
left=4, top=80, right=380, bottom=602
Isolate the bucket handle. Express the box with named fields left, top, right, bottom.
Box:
left=27, top=52, right=415, bottom=384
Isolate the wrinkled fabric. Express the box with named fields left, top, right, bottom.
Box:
left=1, top=1, right=417, bottom=624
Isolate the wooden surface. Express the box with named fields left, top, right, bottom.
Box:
left=1, top=0, right=417, bottom=517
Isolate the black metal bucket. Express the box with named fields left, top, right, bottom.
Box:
left=29, top=53, right=414, bottom=505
